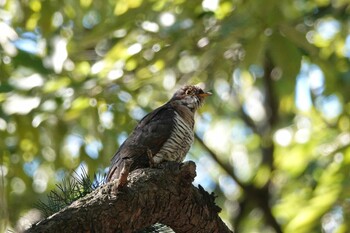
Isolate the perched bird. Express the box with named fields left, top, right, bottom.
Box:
left=106, top=85, right=211, bottom=182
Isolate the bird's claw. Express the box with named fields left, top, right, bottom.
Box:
left=155, top=160, right=181, bottom=171
left=114, top=158, right=132, bottom=191
left=147, top=149, right=156, bottom=168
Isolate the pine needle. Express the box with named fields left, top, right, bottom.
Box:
left=36, top=167, right=105, bottom=217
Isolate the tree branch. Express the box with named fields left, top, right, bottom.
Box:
left=26, top=161, right=232, bottom=233
left=194, top=133, right=282, bottom=233
left=194, top=133, right=246, bottom=189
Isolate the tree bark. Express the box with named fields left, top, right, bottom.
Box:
left=26, top=161, right=233, bottom=233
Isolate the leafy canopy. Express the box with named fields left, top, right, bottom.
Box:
left=1, top=0, right=350, bottom=232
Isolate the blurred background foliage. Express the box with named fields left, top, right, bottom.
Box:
left=1, top=0, right=350, bottom=232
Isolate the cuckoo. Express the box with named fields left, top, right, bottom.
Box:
left=106, top=85, right=211, bottom=182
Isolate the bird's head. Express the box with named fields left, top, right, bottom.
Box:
left=171, top=85, right=212, bottom=112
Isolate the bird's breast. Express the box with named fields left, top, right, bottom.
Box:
left=153, top=111, right=194, bottom=163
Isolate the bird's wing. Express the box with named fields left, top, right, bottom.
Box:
left=107, top=104, right=175, bottom=181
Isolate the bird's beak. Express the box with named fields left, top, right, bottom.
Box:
left=198, top=91, right=212, bottom=98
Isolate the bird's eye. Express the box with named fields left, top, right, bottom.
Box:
left=185, top=89, right=191, bottom=95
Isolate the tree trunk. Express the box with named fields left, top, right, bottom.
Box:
left=26, top=161, right=233, bottom=233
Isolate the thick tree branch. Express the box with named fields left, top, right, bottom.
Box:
left=26, top=161, right=232, bottom=233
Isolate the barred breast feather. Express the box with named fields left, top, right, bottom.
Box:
left=153, top=111, right=194, bottom=163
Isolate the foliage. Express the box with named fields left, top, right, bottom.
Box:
left=1, top=0, right=350, bottom=232
left=36, top=168, right=103, bottom=217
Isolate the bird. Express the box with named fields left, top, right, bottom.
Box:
left=106, top=85, right=211, bottom=182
